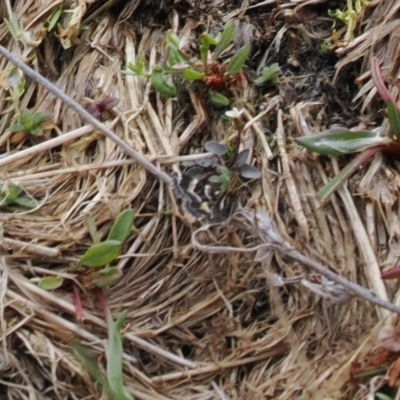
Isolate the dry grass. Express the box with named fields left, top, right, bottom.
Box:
left=1, top=0, right=400, bottom=399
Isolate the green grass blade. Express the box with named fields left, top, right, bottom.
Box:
left=317, top=147, right=383, bottom=200
left=70, top=342, right=113, bottom=396
left=106, top=310, right=134, bottom=400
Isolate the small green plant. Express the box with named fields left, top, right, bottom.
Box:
left=0, top=183, right=38, bottom=209
left=71, top=309, right=134, bottom=400
left=36, top=209, right=135, bottom=321
left=296, top=57, right=400, bottom=200
left=122, top=23, right=251, bottom=106
left=328, top=0, right=370, bottom=43
left=255, top=63, right=280, bottom=86
left=72, top=208, right=136, bottom=293
left=10, top=109, right=51, bottom=137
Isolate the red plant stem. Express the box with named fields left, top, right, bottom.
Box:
left=94, top=288, right=109, bottom=314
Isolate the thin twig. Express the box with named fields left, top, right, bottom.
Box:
left=0, top=45, right=172, bottom=185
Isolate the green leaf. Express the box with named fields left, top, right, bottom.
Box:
left=226, top=44, right=250, bottom=75
left=46, top=5, right=63, bottom=32
left=4, top=14, right=21, bottom=41
left=21, top=109, right=34, bottom=125
left=106, top=310, right=134, bottom=400
left=165, top=30, right=180, bottom=48
left=86, top=215, right=100, bottom=244
left=214, top=23, right=235, bottom=58
left=387, top=100, right=400, bottom=138
left=107, top=209, right=135, bottom=243
left=124, top=59, right=147, bottom=76
left=317, top=147, right=383, bottom=200
left=182, top=68, right=204, bottom=81
left=38, top=276, right=64, bottom=290
left=167, top=45, right=186, bottom=66
left=31, top=112, right=51, bottom=125
left=208, top=90, right=230, bottom=107
left=254, top=64, right=280, bottom=85
left=199, top=33, right=217, bottom=48
left=9, top=123, right=26, bottom=133
left=29, top=126, right=44, bottom=136
left=1, top=185, right=23, bottom=203
left=199, top=33, right=217, bottom=63
left=295, top=128, right=388, bottom=157
left=375, top=392, right=394, bottom=400
left=12, top=196, right=38, bottom=209
left=354, top=366, right=388, bottom=379
left=70, top=342, right=113, bottom=397
left=77, top=240, right=122, bottom=268
left=150, top=68, right=177, bottom=97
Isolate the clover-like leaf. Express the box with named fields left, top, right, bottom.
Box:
left=239, top=164, right=261, bottom=180
left=226, top=44, right=250, bottom=75
left=107, top=209, right=135, bottom=243
left=38, top=276, right=64, bottom=290
left=77, top=240, right=122, bottom=268
left=205, top=141, right=228, bottom=156
left=295, top=128, right=389, bottom=157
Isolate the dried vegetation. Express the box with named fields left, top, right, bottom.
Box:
left=1, top=0, right=400, bottom=399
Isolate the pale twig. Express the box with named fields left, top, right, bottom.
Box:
left=192, top=209, right=400, bottom=316
left=0, top=45, right=172, bottom=185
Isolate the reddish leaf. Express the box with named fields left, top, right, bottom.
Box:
left=381, top=266, right=400, bottom=280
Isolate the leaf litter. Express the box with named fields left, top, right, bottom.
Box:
left=1, top=0, right=400, bottom=399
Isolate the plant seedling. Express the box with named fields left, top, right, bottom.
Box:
left=10, top=109, right=51, bottom=138
left=71, top=309, right=134, bottom=400
left=0, top=183, right=38, bottom=209
left=75, top=208, right=136, bottom=286
left=122, top=23, right=251, bottom=106
left=296, top=57, right=400, bottom=200
left=86, top=96, right=120, bottom=120
left=36, top=208, right=135, bottom=322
